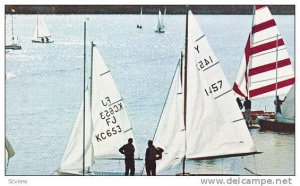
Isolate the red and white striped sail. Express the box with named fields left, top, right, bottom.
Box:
left=233, top=6, right=295, bottom=100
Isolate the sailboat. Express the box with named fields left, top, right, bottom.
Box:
left=5, top=137, right=15, bottom=173
left=5, top=15, right=21, bottom=50
left=145, top=10, right=259, bottom=175
left=154, top=8, right=166, bottom=33
left=136, top=6, right=143, bottom=29
left=233, top=6, right=295, bottom=132
left=32, top=16, right=54, bottom=43
left=56, top=42, right=140, bottom=175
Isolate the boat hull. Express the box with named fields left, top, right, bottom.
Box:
left=5, top=44, right=22, bottom=50
left=32, top=40, right=54, bottom=43
left=155, top=30, right=165, bottom=33
left=258, top=119, right=295, bottom=132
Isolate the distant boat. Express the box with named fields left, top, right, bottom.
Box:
left=56, top=41, right=140, bottom=175
left=32, top=16, right=54, bottom=43
left=155, top=8, right=166, bottom=33
left=5, top=15, right=21, bottom=50
left=144, top=10, right=259, bottom=175
left=5, top=137, right=15, bottom=173
left=136, top=6, right=143, bottom=29
left=232, top=6, right=295, bottom=132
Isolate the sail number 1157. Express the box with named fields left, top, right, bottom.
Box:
left=204, top=80, right=223, bottom=96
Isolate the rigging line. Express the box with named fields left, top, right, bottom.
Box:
left=150, top=59, right=181, bottom=140
left=99, top=70, right=110, bottom=76
left=203, top=62, right=219, bottom=72
left=214, top=89, right=231, bottom=100
left=221, top=158, right=224, bottom=175
left=140, top=59, right=181, bottom=176
left=253, top=154, right=258, bottom=175
left=109, top=99, right=123, bottom=106
left=252, top=48, right=287, bottom=58
left=82, top=20, right=87, bottom=176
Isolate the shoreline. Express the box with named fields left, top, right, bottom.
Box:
left=5, top=5, right=295, bottom=15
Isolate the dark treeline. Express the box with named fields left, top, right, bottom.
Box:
left=5, top=5, right=295, bottom=15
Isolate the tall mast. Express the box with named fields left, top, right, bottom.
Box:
left=182, top=6, right=189, bottom=176
left=82, top=20, right=87, bottom=176
left=11, top=15, right=14, bottom=42
left=90, top=42, right=94, bottom=110
left=247, top=6, right=256, bottom=98
left=275, top=34, right=279, bottom=119
left=36, top=16, right=39, bottom=38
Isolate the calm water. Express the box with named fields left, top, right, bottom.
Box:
left=5, top=14, right=295, bottom=175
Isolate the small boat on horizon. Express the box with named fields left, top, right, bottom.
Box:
left=136, top=6, right=143, bottom=29
left=32, top=16, right=54, bottom=43
left=154, top=7, right=166, bottom=33
left=5, top=14, right=22, bottom=50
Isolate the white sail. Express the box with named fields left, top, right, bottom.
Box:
left=185, top=11, right=256, bottom=159
left=5, top=137, right=15, bottom=172
left=91, top=46, right=139, bottom=159
left=32, top=16, right=53, bottom=43
left=277, top=84, right=295, bottom=123
left=139, top=6, right=143, bottom=27
left=58, top=45, right=140, bottom=174
left=155, top=10, right=165, bottom=32
left=233, top=6, right=295, bottom=100
left=58, top=89, right=95, bottom=174
left=37, top=16, right=51, bottom=38
left=151, top=62, right=186, bottom=174
left=6, top=15, right=13, bottom=46
left=152, top=11, right=257, bottom=174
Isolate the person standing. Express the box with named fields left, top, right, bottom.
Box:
left=243, top=97, right=252, bottom=127
left=119, top=138, right=135, bottom=176
left=145, top=140, right=163, bottom=176
left=274, top=95, right=286, bottom=114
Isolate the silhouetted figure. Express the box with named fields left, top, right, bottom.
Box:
left=236, top=97, right=243, bottom=110
left=41, top=38, right=44, bottom=43
left=119, top=138, right=135, bottom=176
left=46, top=37, right=49, bottom=43
left=243, top=97, right=252, bottom=127
left=145, top=140, right=164, bottom=176
left=274, top=95, right=286, bottom=114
